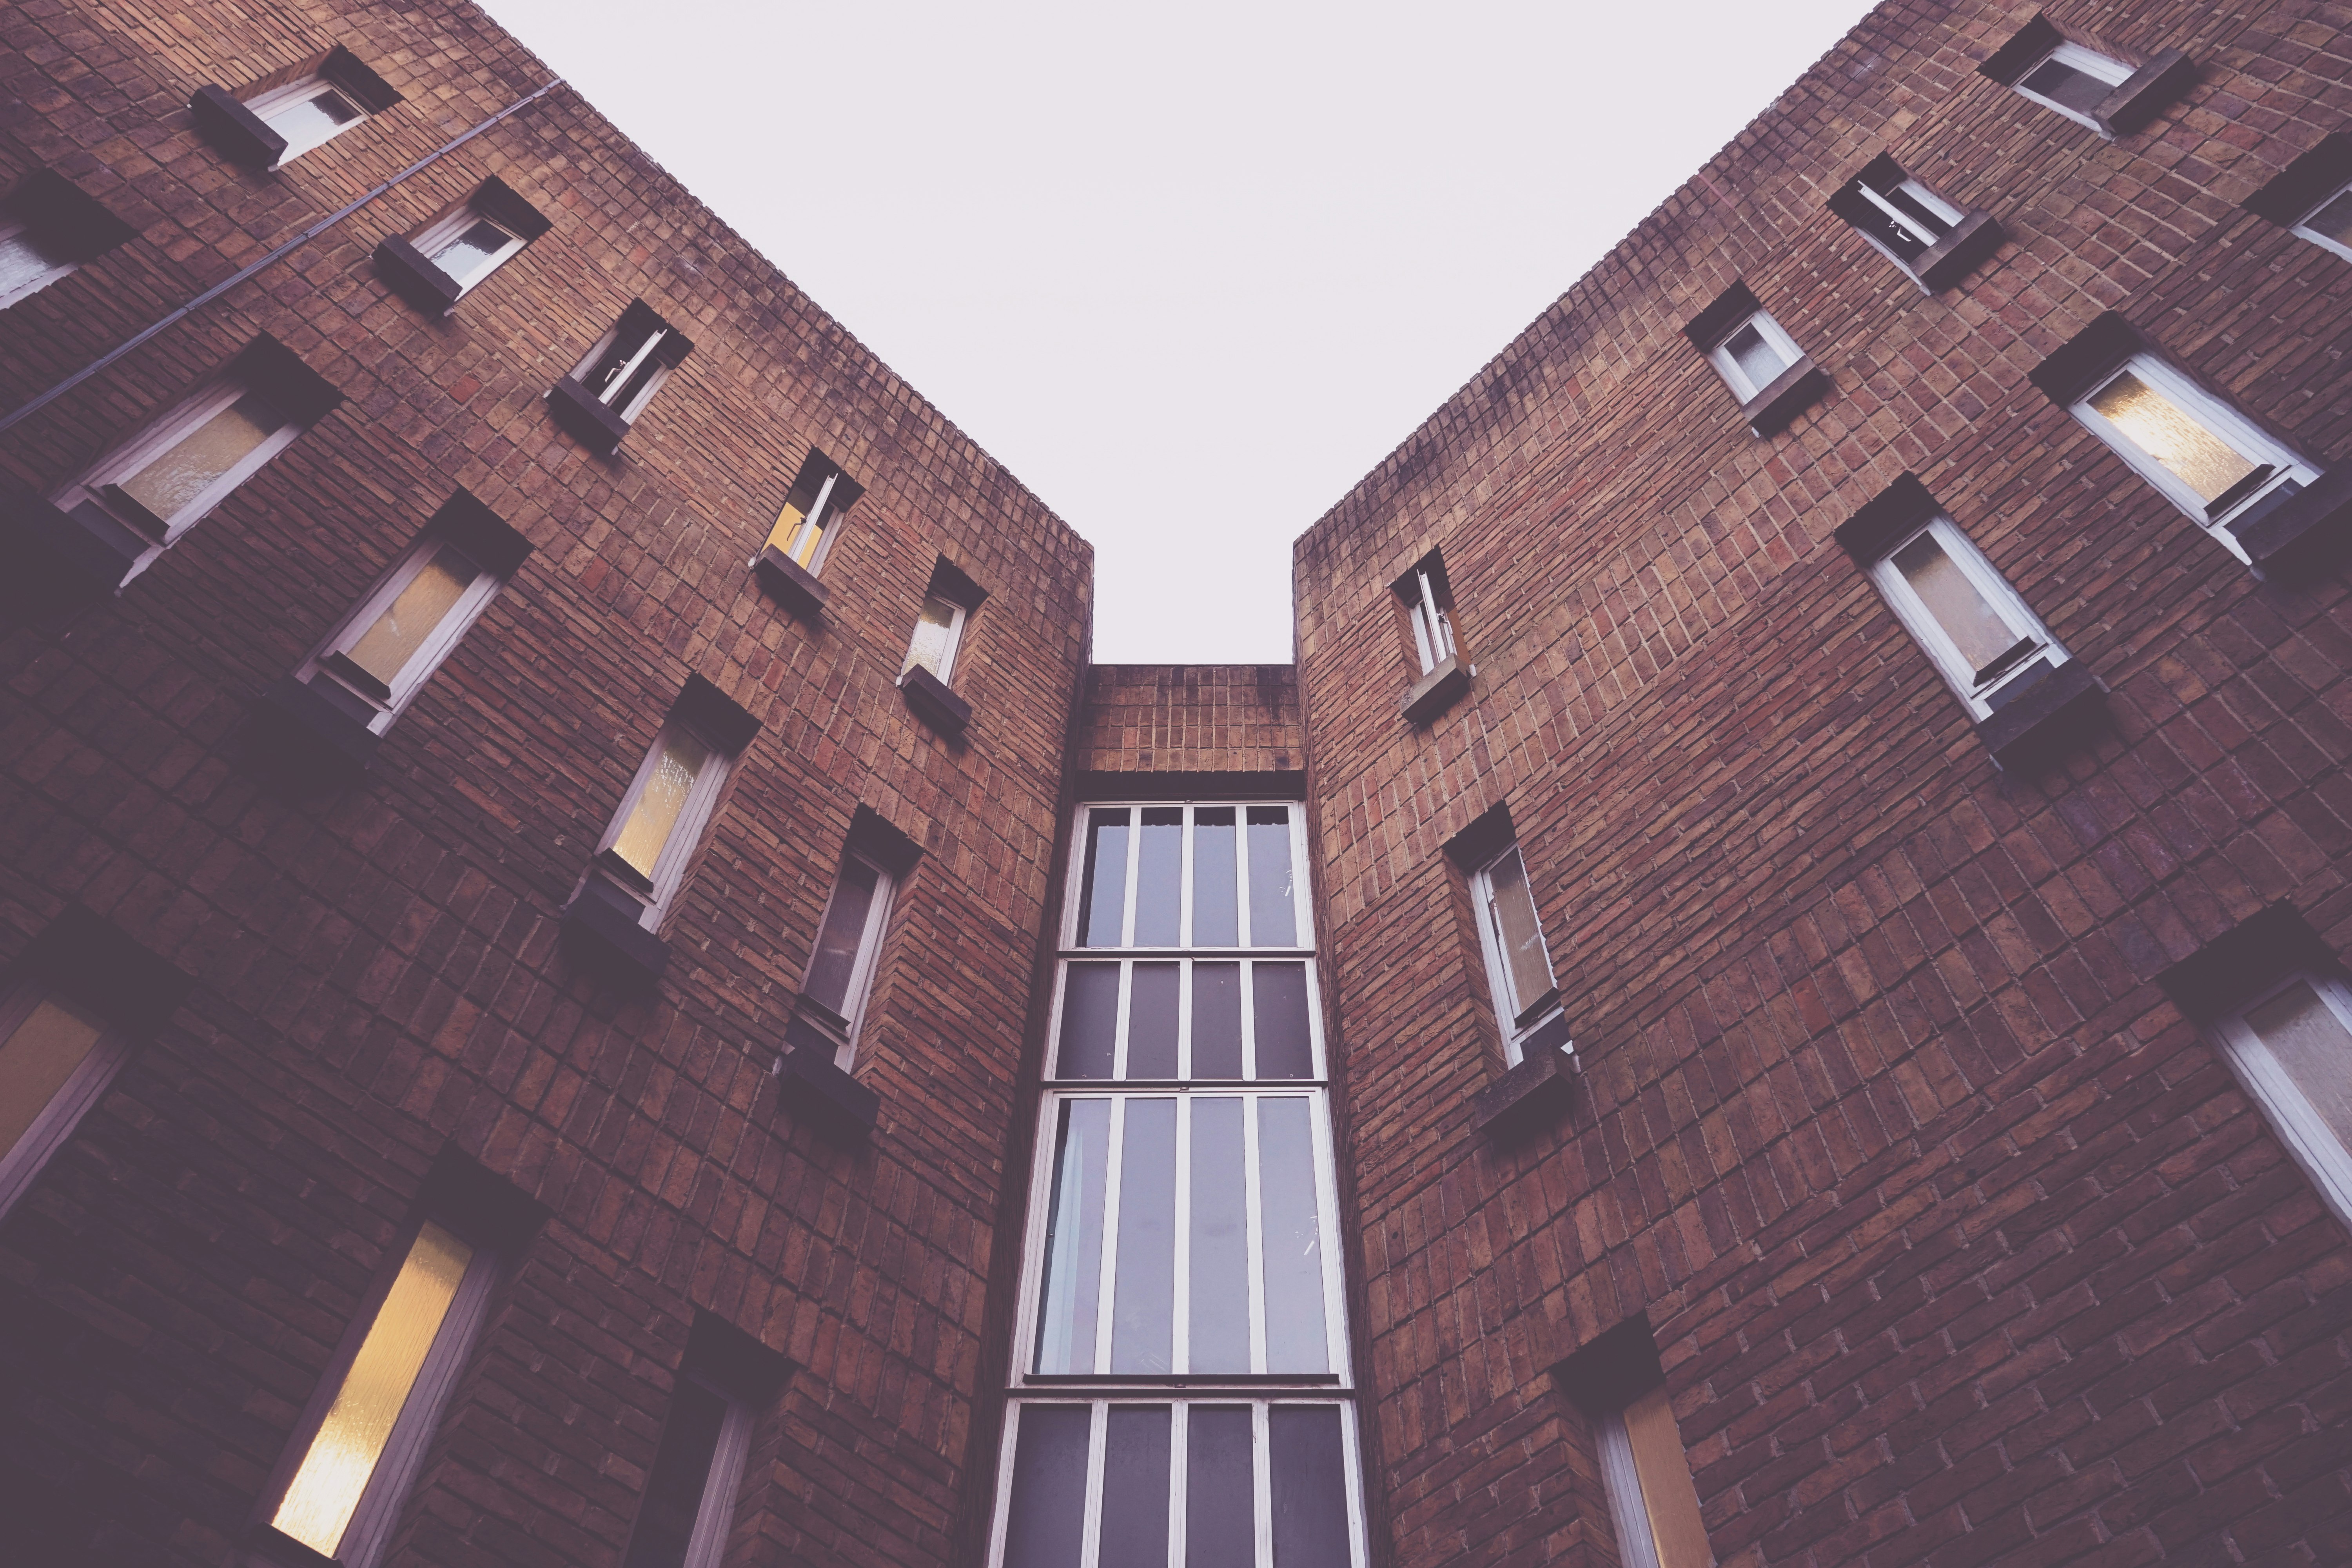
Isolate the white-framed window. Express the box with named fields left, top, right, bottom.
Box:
left=990, top=1398, right=1369, bottom=1568
left=1831, top=159, right=1965, bottom=275
left=573, top=307, right=684, bottom=422
left=1702, top=309, right=1804, bottom=403
left=622, top=1367, right=755, bottom=1568
left=800, top=848, right=898, bottom=1066
left=1051, top=956, right=1322, bottom=1083
left=1068, top=803, right=1306, bottom=952
left=1594, top=1383, right=1714, bottom=1568
left=245, top=75, right=370, bottom=165
left=1467, top=842, right=1563, bottom=1065
left=0, top=984, right=134, bottom=1222
left=2011, top=40, right=2132, bottom=131
left=902, top=593, right=969, bottom=683
left=589, top=722, right=735, bottom=929
left=2289, top=178, right=2352, bottom=264
left=49, top=373, right=307, bottom=579
left=408, top=204, right=527, bottom=297
left=259, top=1218, right=501, bottom=1568
left=2071, top=353, right=2318, bottom=560
left=764, top=457, right=853, bottom=575
left=0, top=213, right=77, bottom=311
left=1866, top=515, right=2068, bottom=720
left=295, top=534, right=507, bottom=732
left=2207, top=972, right=2352, bottom=1231
left=1392, top=552, right=1458, bottom=677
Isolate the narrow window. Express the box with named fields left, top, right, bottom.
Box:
left=2209, top=974, right=2352, bottom=1230
left=0, top=987, right=128, bottom=1221
left=584, top=682, right=758, bottom=931
left=245, top=76, right=370, bottom=164
left=577, top=303, right=688, bottom=420
left=2290, top=178, right=2352, bottom=265
left=1468, top=842, right=1563, bottom=1063
left=623, top=1374, right=753, bottom=1568
left=904, top=593, right=968, bottom=682
left=1707, top=310, right=1800, bottom=402
left=0, top=171, right=128, bottom=312
left=1391, top=551, right=1458, bottom=676
left=799, top=848, right=897, bottom=1063
left=1595, top=1384, right=1713, bottom=1568
left=765, top=452, right=856, bottom=574
left=2071, top=353, right=2316, bottom=559
left=1826, top=154, right=1986, bottom=290
left=2011, top=40, right=2131, bottom=130
left=1867, top=515, right=2068, bottom=719
left=261, top=1220, right=499, bottom=1568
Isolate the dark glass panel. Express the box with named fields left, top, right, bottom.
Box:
left=1191, top=963, right=1243, bottom=1079
left=1098, top=1405, right=1173, bottom=1568
left=623, top=1377, right=728, bottom=1568
left=1078, top=809, right=1131, bottom=947
left=1057, top=963, right=1121, bottom=1080
left=1251, top=962, right=1314, bottom=1080
left=1002, top=1404, right=1092, bottom=1568
left=1269, top=1406, right=1351, bottom=1568
left=1185, top=1406, right=1256, bottom=1568
left=1127, top=963, right=1181, bottom=1078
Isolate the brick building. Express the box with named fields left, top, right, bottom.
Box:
left=2, top=0, right=2350, bottom=1565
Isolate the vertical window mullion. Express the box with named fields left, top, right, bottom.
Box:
left=1093, top=1097, right=1129, bottom=1376
left=1242, top=1094, right=1269, bottom=1375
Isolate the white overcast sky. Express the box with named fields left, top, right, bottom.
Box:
left=478, top=0, right=1882, bottom=663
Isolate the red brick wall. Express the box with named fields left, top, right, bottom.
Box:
left=1076, top=663, right=1304, bottom=779
left=1294, top=1, right=2352, bottom=1563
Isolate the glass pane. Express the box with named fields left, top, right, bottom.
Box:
left=2022, top=57, right=2112, bottom=112
left=1098, top=1406, right=1172, bottom=1568
left=904, top=595, right=958, bottom=677
left=804, top=858, right=880, bottom=1015
left=1485, top=849, right=1552, bottom=1018
left=272, top=1222, right=473, bottom=1556
left=118, top=393, right=285, bottom=524
left=612, top=732, right=712, bottom=881
left=1034, top=1100, right=1110, bottom=1374
left=1252, top=962, right=1314, bottom=1080
left=430, top=218, right=512, bottom=285
left=1001, top=1405, right=1092, bottom=1568
left=344, top=548, right=477, bottom=688
left=2089, top=372, right=2260, bottom=503
left=1188, top=1098, right=1250, bottom=1374
left=1191, top=808, right=1239, bottom=947
left=1258, top=1098, right=1329, bottom=1373
left=1110, top=1098, right=1176, bottom=1374
left=2306, top=189, right=2352, bottom=248
left=1056, top=963, right=1120, bottom=1080
left=1134, top=808, right=1183, bottom=946
left=1191, top=963, right=1243, bottom=1079
left=1724, top=324, right=1787, bottom=392
left=2245, top=982, right=2352, bottom=1145
left=1127, top=963, right=1180, bottom=1078
left=1185, top=1407, right=1256, bottom=1568
left=1269, top=1406, right=1351, bottom=1568
left=1246, top=806, right=1298, bottom=948
left=621, top=1378, right=728, bottom=1568
left=0, top=231, right=60, bottom=297
left=1077, top=809, right=1131, bottom=948
left=265, top=86, right=361, bottom=147
left=0, top=994, right=107, bottom=1158
left=1889, top=532, right=2017, bottom=675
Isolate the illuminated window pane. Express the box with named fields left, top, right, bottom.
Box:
left=0, top=995, right=107, bottom=1158
left=2089, top=372, right=2259, bottom=503
left=1622, top=1386, right=1712, bottom=1568
left=117, top=394, right=285, bottom=524
left=345, top=549, right=476, bottom=688
left=2245, top=982, right=2352, bottom=1145
left=1484, top=848, right=1552, bottom=1016
left=766, top=498, right=828, bottom=566
left=904, top=595, right=959, bottom=677
left=2306, top=190, right=2352, bottom=249
left=271, top=1222, right=473, bottom=1556
left=1890, top=533, right=2015, bottom=672
left=612, top=732, right=711, bottom=878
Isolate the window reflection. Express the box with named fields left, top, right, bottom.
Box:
left=2089, top=372, right=2258, bottom=502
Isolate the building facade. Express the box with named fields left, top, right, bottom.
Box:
left=2, top=1, right=2350, bottom=1566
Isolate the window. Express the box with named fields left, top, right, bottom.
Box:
left=764, top=452, right=857, bottom=575
left=905, top=594, right=968, bottom=681
left=2011, top=40, right=2131, bottom=130
left=1867, top=515, right=2067, bottom=719
left=1070, top=804, right=1304, bottom=951
left=2290, top=178, right=2352, bottom=264
left=1703, top=309, right=1800, bottom=403
left=0, top=217, right=74, bottom=310
left=2209, top=973, right=2352, bottom=1231
left=260, top=1219, right=499, bottom=1568
left=1595, top=1384, right=1713, bottom=1568
left=799, top=848, right=897, bottom=1065
left=1828, top=155, right=1975, bottom=287
left=624, top=1376, right=750, bottom=1568
left=1391, top=551, right=1458, bottom=676
left=574, top=301, right=691, bottom=423
left=0, top=985, right=131, bottom=1222
left=1468, top=842, right=1564, bottom=1064
left=2071, top=353, right=2316, bottom=560
left=245, top=75, right=370, bottom=164
left=585, top=681, right=758, bottom=931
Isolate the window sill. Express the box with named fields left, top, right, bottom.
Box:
left=246, top=1522, right=342, bottom=1568
left=545, top=375, right=633, bottom=456
left=2228, top=468, right=2352, bottom=579
left=1974, top=659, right=2105, bottom=774
left=2094, top=49, right=2196, bottom=138
left=248, top=675, right=381, bottom=786
left=1400, top=652, right=1471, bottom=726
left=777, top=1014, right=879, bottom=1136
left=1914, top=211, right=2006, bottom=293
left=373, top=234, right=465, bottom=316
left=1740, top=354, right=1829, bottom=437
left=1471, top=1015, right=1576, bottom=1142
left=899, top=664, right=971, bottom=736
left=560, top=878, right=668, bottom=991
left=754, top=544, right=830, bottom=617
left=0, top=486, right=143, bottom=600
left=189, top=84, right=288, bottom=168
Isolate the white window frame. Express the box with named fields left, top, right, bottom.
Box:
left=2289, top=178, right=2352, bottom=264
left=1704, top=309, right=1804, bottom=402
left=408, top=204, right=526, bottom=296
left=987, top=1398, right=1370, bottom=1568
left=650, top=1368, right=755, bottom=1568
left=49, top=374, right=306, bottom=583
left=0, top=214, right=78, bottom=310
left=2012, top=40, right=2132, bottom=132
left=255, top=1221, right=500, bottom=1568
left=294, top=534, right=506, bottom=732
left=804, top=848, right=898, bottom=1068
left=1467, top=842, right=1563, bottom=1065
left=1837, top=167, right=1966, bottom=286
left=0, top=984, right=136, bottom=1222
left=588, top=721, right=735, bottom=929
left=1047, top=955, right=1327, bottom=1083
left=1867, top=515, right=2069, bottom=721
left=572, top=318, right=676, bottom=421
left=2208, top=971, right=2352, bottom=1231
left=900, top=595, right=970, bottom=684
left=1062, top=802, right=1310, bottom=953
left=1403, top=567, right=1455, bottom=675
left=770, top=468, right=846, bottom=574
left=245, top=76, right=370, bottom=165
left=2071, top=352, right=2317, bottom=562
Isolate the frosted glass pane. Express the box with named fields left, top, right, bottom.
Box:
left=1889, top=532, right=2015, bottom=673
left=1246, top=807, right=1297, bottom=947
left=118, top=394, right=284, bottom=524
left=1258, top=1098, right=1328, bottom=1373
left=0, top=231, right=60, bottom=297
left=1111, top=1098, right=1176, bottom=1374
left=264, top=86, right=361, bottom=151
left=1034, top=1100, right=1109, bottom=1374
left=1269, top=1406, right=1350, bottom=1568
left=1002, top=1405, right=1091, bottom=1568
left=272, top=1222, right=472, bottom=1556
left=2307, top=190, right=2352, bottom=247
left=904, top=595, right=958, bottom=676
left=1127, top=964, right=1180, bottom=1078
left=1252, top=962, right=1314, bottom=1080
left=2022, top=57, right=2111, bottom=112
left=1185, top=1407, right=1255, bottom=1568
left=611, top=731, right=711, bottom=880
left=430, top=218, right=511, bottom=285
left=805, top=858, right=879, bottom=1014
left=0, top=994, right=106, bottom=1158
left=622, top=1378, right=728, bottom=1568
left=1098, top=1406, right=1172, bottom=1568
left=1188, top=1098, right=1249, bottom=1374
left=1191, top=964, right=1243, bottom=1079
left=1056, top=963, right=1120, bottom=1080
left=1191, top=809, right=1238, bottom=946
left=1724, top=324, right=1787, bottom=392
left=1134, top=808, right=1183, bottom=946
left=345, top=548, right=475, bottom=688
left=2246, top=982, right=2352, bottom=1145
left=2089, top=372, right=2259, bottom=503
left=1485, top=849, right=1552, bottom=1017
left=1078, top=810, right=1130, bottom=948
